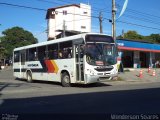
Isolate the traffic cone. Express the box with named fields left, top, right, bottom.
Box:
left=148, top=66, right=151, bottom=73
left=152, top=69, right=156, bottom=76
left=139, top=69, right=143, bottom=78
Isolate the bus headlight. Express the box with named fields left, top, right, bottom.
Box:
left=112, top=68, right=118, bottom=75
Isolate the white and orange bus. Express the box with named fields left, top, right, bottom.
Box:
left=13, top=33, right=118, bottom=87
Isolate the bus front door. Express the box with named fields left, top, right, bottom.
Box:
left=75, top=44, right=84, bottom=82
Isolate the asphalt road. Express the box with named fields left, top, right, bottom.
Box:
left=0, top=67, right=160, bottom=120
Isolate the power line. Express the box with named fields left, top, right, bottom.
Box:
left=36, top=18, right=93, bottom=36
left=117, top=20, right=160, bottom=31
left=123, top=14, right=160, bottom=26
left=127, top=8, right=160, bottom=20
left=1, top=1, right=160, bottom=32
left=37, top=0, right=92, bottom=11
left=114, top=3, right=160, bottom=30
left=0, top=2, right=99, bottom=20
left=0, top=2, right=46, bottom=11
left=116, top=2, right=160, bottom=20
left=37, top=0, right=111, bottom=14
left=116, top=3, right=160, bottom=23
left=55, top=0, right=111, bottom=12
left=65, top=17, right=91, bottom=22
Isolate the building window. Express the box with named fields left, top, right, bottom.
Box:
left=81, top=26, right=86, bottom=29
left=49, top=11, right=55, bottom=19
left=83, top=11, right=88, bottom=14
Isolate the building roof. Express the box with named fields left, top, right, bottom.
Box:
left=48, top=4, right=80, bottom=10
left=117, top=39, right=160, bottom=53
left=117, top=38, right=154, bottom=44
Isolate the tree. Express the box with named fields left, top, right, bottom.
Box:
left=1, top=26, right=38, bottom=58
left=123, top=30, right=144, bottom=40
left=149, top=34, right=160, bottom=43
left=117, top=30, right=160, bottom=44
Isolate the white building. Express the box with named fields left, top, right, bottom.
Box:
left=46, top=3, right=91, bottom=40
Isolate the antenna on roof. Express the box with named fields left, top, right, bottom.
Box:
left=87, top=0, right=90, bottom=5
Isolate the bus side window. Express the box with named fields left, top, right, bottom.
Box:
left=59, top=41, right=72, bottom=59
left=58, top=50, right=63, bottom=59
left=48, top=44, right=58, bottom=59
left=67, top=48, right=72, bottom=58
left=26, top=49, right=29, bottom=61
left=14, top=51, right=20, bottom=62
left=37, top=46, right=46, bottom=60
left=29, top=48, right=37, bottom=61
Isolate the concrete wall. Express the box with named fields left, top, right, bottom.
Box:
left=47, top=3, right=91, bottom=39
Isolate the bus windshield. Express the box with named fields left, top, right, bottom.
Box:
left=86, top=43, right=117, bottom=66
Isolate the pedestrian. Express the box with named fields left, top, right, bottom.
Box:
left=155, top=60, right=160, bottom=68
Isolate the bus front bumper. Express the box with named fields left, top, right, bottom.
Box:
left=85, top=73, right=118, bottom=84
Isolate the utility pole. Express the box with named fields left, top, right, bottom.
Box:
left=62, top=20, right=66, bottom=37
left=112, top=0, right=117, bottom=41
left=99, top=11, right=103, bottom=33
left=122, top=29, right=124, bottom=38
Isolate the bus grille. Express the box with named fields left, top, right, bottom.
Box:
left=94, top=67, right=113, bottom=72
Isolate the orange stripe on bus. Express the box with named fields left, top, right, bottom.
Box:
left=45, top=60, right=59, bottom=73
left=51, top=60, right=59, bottom=74
left=45, top=60, right=55, bottom=73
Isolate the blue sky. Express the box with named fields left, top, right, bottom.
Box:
left=0, top=0, right=160, bottom=42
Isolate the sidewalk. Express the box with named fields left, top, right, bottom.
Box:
left=114, top=68, right=160, bottom=84
left=104, top=68, right=160, bottom=86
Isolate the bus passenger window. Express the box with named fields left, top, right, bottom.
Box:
left=48, top=44, right=58, bottom=59
left=26, top=49, right=29, bottom=61
left=14, top=51, right=20, bottom=62
left=37, top=46, right=46, bottom=60
left=28, top=48, right=37, bottom=61
left=59, top=41, right=72, bottom=59
left=67, top=48, right=72, bottom=58
left=58, top=50, right=63, bottom=59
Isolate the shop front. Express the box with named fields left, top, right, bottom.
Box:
left=117, top=39, right=160, bottom=68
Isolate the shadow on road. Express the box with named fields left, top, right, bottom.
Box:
left=72, top=82, right=112, bottom=88
left=0, top=82, right=24, bottom=92
left=15, top=78, right=112, bottom=88
left=0, top=87, right=160, bottom=120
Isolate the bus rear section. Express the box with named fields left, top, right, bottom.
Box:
left=13, top=40, right=75, bottom=87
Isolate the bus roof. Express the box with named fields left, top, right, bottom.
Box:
left=13, top=33, right=111, bottom=51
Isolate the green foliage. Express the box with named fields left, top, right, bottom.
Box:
left=123, top=31, right=144, bottom=40
left=118, top=30, right=160, bottom=44
left=149, top=34, right=160, bottom=43
left=1, top=26, right=38, bottom=58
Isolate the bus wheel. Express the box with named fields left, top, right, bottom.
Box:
left=27, top=71, right=32, bottom=83
left=61, top=72, right=71, bottom=87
